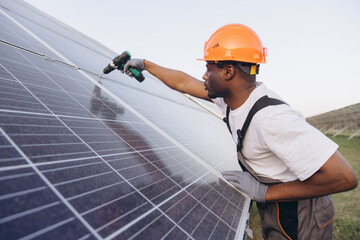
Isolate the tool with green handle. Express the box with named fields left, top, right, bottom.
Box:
left=103, top=51, right=145, bottom=82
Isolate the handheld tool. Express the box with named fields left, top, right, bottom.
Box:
left=103, top=51, right=145, bottom=82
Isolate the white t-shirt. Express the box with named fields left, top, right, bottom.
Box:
left=212, top=83, right=338, bottom=182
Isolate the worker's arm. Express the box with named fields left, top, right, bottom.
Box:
left=265, top=150, right=358, bottom=201
left=222, top=150, right=358, bottom=202
left=123, top=59, right=211, bottom=101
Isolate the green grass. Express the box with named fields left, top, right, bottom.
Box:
left=249, top=136, right=360, bottom=240
left=330, top=136, right=360, bottom=240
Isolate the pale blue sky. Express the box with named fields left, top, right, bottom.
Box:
left=24, top=0, right=360, bottom=117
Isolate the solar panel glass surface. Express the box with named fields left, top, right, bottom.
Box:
left=0, top=1, right=249, bottom=239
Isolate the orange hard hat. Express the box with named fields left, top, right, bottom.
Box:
left=198, top=23, right=267, bottom=64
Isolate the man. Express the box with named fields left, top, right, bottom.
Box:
left=122, top=24, right=357, bottom=239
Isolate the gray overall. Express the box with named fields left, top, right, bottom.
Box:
left=224, top=96, right=335, bottom=240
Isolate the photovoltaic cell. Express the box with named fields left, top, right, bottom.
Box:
left=0, top=0, right=250, bottom=239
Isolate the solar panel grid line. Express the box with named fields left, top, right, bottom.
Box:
left=148, top=187, right=235, bottom=240
left=158, top=176, right=239, bottom=238
left=20, top=45, right=232, bottom=187
left=0, top=81, right=51, bottom=115
left=1, top=39, right=215, bottom=123
left=102, top=175, right=210, bottom=240
left=0, top=3, right=251, bottom=239
left=0, top=127, right=102, bottom=239
left=0, top=97, right=45, bottom=113
left=186, top=202, right=216, bottom=238
left=193, top=211, right=215, bottom=237
left=6, top=1, right=114, bottom=60
left=0, top=114, right=65, bottom=134
left=127, top=150, right=194, bottom=175
left=0, top=167, right=44, bottom=191
left=192, top=183, right=238, bottom=232
left=0, top=156, right=25, bottom=165
left=1, top=30, right=110, bottom=85
left=217, top=205, right=237, bottom=240
left=2, top=52, right=132, bottom=156
left=18, top=217, right=77, bottom=240
left=58, top=172, right=123, bottom=199
left=111, top=212, right=176, bottom=240
left=0, top=106, right=52, bottom=119
left=78, top=187, right=138, bottom=217
left=0, top=164, right=112, bottom=192
left=19, top=141, right=83, bottom=148
left=40, top=158, right=106, bottom=174
left=0, top=186, right=46, bottom=201
left=159, top=226, right=179, bottom=240
left=11, top=43, right=245, bottom=238
left=230, top=206, right=244, bottom=234
left=65, top=181, right=124, bottom=202
left=78, top=234, right=94, bottom=240
left=100, top=84, right=229, bottom=185
left=1, top=54, right=218, bottom=239
left=0, top=200, right=60, bottom=224
left=0, top=8, right=74, bottom=66
left=9, top=147, right=166, bottom=174
left=97, top=75, right=212, bottom=116
left=0, top=13, right=59, bottom=55
left=52, top=116, right=217, bottom=218
left=94, top=201, right=149, bottom=234
left=52, top=170, right=114, bottom=188
left=161, top=190, right=216, bottom=239
left=131, top=78, right=212, bottom=116
left=222, top=193, right=239, bottom=230
left=3, top=65, right=64, bottom=92
left=0, top=170, right=36, bottom=184
left=127, top=214, right=179, bottom=240
left=207, top=216, right=225, bottom=240
left=149, top=153, right=204, bottom=180
left=0, top=83, right=44, bottom=100
left=30, top=150, right=95, bottom=162
left=96, top=94, right=188, bottom=141
left=0, top=61, right=121, bottom=237
left=0, top=73, right=90, bottom=110
left=125, top=215, right=174, bottom=239
left=31, top=112, right=143, bottom=126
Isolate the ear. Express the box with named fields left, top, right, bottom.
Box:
left=224, top=64, right=236, bottom=81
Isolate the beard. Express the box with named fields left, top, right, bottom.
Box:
left=207, top=92, right=218, bottom=99
left=207, top=89, right=225, bottom=99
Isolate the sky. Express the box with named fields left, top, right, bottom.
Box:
left=24, top=0, right=360, bottom=117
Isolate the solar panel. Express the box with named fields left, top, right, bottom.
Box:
left=0, top=0, right=251, bottom=239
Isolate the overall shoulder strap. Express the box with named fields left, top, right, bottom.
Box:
left=235, top=95, right=287, bottom=184
left=236, top=95, right=286, bottom=151
left=223, top=106, right=232, bottom=133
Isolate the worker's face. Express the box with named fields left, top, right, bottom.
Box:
left=203, top=62, right=229, bottom=99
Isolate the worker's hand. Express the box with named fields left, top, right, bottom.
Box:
left=221, top=171, right=268, bottom=202
left=123, top=59, right=145, bottom=77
